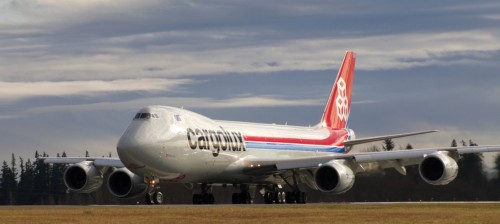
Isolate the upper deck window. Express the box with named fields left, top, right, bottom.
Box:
left=133, top=113, right=159, bottom=120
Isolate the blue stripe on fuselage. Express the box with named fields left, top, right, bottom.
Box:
left=245, top=141, right=345, bottom=153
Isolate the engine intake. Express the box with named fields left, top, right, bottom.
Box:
left=107, top=168, right=147, bottom=198
left=64, top=161, right=103, bottom=193
left=314, top=160, right=355, bottom=194
left=419, top=152, right=458, bottom=185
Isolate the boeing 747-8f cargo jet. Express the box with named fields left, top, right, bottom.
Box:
left=45, top=51, right=500, bottom=204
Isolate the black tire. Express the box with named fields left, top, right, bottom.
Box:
left=285, top=191, right=294, bottom=204
left=153, top=191, right=163, bottom=204
left=264, top=192, right=273, bottom=204
left=273, top=192, right=280, bottom=204
left=192, top=194, right=203, bottom=204
left=208, top=194, right=215, bottom=204
left=145, top=194, right=153, bottom=205
left=300, top=192, right=307, bottom=204
left=242, top=192, right=251, bottom=204
left=232, top=193, right=241, bottom=204
left=202, top=194, right=215, bottom=204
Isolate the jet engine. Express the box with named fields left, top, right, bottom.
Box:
left=314, top=160, right=355, bottom=194
left=63, top=161, right=103, bottom=193
left=419, top=152, right=458, bottom=185
left=107, top=168, right=148, bottom=198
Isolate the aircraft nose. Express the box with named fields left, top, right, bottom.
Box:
left=117, top=132, right=143, bottom=153
left=116, top=124, right=152, bottom=167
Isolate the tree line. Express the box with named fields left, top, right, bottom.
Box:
left=1, top=139, right=500, bottom=205
left=308, top=139, right=500, bottom=202
left=0, top=151, right=67, bottom=205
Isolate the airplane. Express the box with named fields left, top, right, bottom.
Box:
left=44, top=51, right=500, bottom=204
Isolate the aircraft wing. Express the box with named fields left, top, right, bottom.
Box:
left=42, top=157, right=124, bottom=167
left=241, top=145, right=500, bottom=174
left=344, top=130, right=438, bottom=147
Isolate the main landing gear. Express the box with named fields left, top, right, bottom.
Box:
left=231, top=184, right=252, bottom=204
left=145, top=176, right=164, bottom=205
left=262, top=170, right=308, bottom=204
left=192, top=183, right=215, bottom=204
left=262, top=187, right=307, bottom=204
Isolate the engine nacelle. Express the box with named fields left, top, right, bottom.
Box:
left=64, top=161, right=103, bottom=193
left=419, top=152, right=458, bottom=185
left=107, top=168, right=148, bottom=198
left=314, top=160, right=355, bottom=194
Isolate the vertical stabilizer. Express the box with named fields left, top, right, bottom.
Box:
left=320, top=51, right=356, bottom=129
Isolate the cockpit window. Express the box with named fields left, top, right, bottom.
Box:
left=133, top=113, right=159, bottom=120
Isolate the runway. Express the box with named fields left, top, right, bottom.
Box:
left=2, top=202, right=500, bottom=224
left=92, top=200, right=500, bottom=207
left=5, top=201, right=500, bottom=209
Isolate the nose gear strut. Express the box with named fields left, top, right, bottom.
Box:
left=145, top=176, right=163, bottom=205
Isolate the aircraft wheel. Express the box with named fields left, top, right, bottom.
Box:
left=193, top=194, right=203, bottom=204
left=274, top=192, right=281, bottom=204
left=232, top=193, right=240, bottom=204
left=286, top=191, right=296, bottom=204
left=296, top=192, right=307, bottom=204
left=153, top=191, right=164, bottom=204
left=145, top=193, right=153, bottom=205
left=241, top=192, right=251, bottom=204
left=203, top=193, right=215, bottom=204
left=263, top=192, right=273, bottom=204
left=209, top=194, right=215, bottom=204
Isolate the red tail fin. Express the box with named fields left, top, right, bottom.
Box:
left=320, top=51, right=356, bottom=129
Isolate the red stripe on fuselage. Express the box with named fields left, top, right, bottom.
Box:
left=243, top=129, right=348, bottom=146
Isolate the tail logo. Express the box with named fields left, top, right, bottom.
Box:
left=335, top=77, right=349, bottom=122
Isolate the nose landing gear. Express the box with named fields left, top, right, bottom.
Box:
left=145, top=176, right=164, bottom=205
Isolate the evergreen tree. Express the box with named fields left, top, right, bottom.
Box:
left=0, top=161, right=10, bottom=204
left=0, top=160, right=17, bottom=205
left=460, top=140, right=467, bottom=147
left=50, top=153, right=67, bottom=204
left=457, top=140, right=486, bottom=185
left=494, top=153, right=500, bottom=183
left=405, top=143, right=413, bottom=150
left=10, top=154, right=17, bottom=183
left=451, top=139, right=458, bottom=147
left=34, top=152, right=51, bottom=204
left=382, top=139, right=395, bottom=151
left=17, top=158, right=35, bottom=205
left=17, top=157, right=24, bottom=204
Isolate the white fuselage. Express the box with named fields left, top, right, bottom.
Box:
left=117, top=105, right=351, bottom=184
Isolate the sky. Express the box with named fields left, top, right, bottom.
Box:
left=1, top=1, right=500, bottom=170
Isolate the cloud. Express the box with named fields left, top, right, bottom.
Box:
left=2, top=30, right=499, bottom=83
left=1, top=1, right=500, bottom=168
left=2, top=1, right=500, bottom=83
left=0, top=78, right=191, bottom=103
left=22, top=95, right=324, bottom=115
